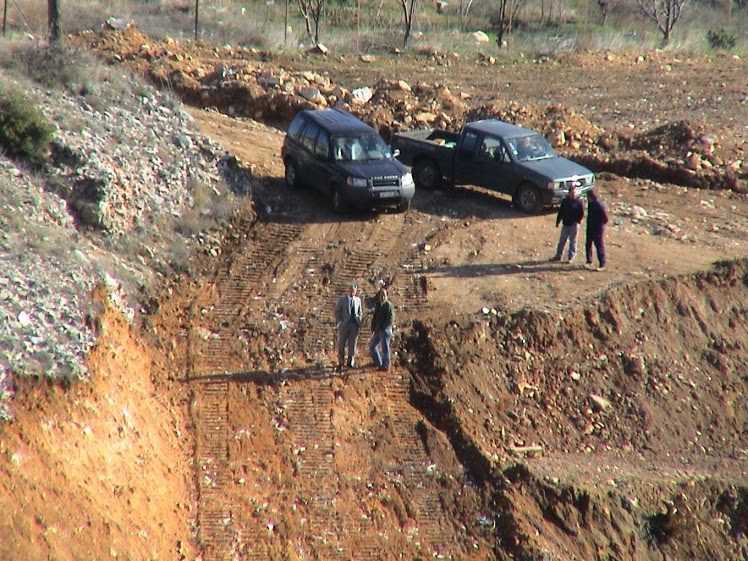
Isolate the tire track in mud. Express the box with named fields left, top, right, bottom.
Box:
left=190, top=220, right=304, bottom=561
left=189, top=210, right=450, bottom=561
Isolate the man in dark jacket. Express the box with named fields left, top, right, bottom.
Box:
left=585, top=189, right=609, bottom=271
left=369, top=288, right=395, bottom=371
left=551, top=185, right=584, bottom=262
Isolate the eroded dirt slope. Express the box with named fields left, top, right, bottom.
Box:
left=0, top=292, right=195, bottom=561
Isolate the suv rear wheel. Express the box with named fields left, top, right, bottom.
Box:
left=285, top=161, right=299, bottom=189
left=414, top=160, right=441, bottom=190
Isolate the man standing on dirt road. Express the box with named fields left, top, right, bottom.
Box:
left=585, top=189, right=609, bottom=271
left=369, top=288, right=395, bottom=372
left=551, top=185, right=584, bottom=263
left=335, top=282, right=363, bottom=372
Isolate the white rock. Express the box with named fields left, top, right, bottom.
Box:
left=351, top=87, right=373, bottom=104
left=472, top=31, right=490, bottom=43
left=17, top=311, right=32, bottom=327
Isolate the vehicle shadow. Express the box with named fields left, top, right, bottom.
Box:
left=251, top=176, right=405, bottom=226
left=411, top=184, right=556, bottom=220
left=428, top=259, right=588, bottom=278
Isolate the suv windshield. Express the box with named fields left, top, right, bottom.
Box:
left=333, top=134, right=390, bottom=162
left=506, top=134, right=555, bottom=162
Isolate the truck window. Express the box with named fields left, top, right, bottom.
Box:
left=287, top=115, right=306, bottom=140
left=314, top=129, right=331, bottom=160
left=476, top=136, right=503, bottom=162
left=300, top=122, right=320, bottom=152
left=460, top=131, right=479, bottom=155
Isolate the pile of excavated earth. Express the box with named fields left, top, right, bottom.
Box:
left=0, top=24, right=746, bottom=561
left=71, top=26, right=747, bottom=193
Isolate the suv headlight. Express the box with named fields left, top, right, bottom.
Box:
left=346, top=176, right=368, bottom=188
left=401, top=173, right=414, bottom=187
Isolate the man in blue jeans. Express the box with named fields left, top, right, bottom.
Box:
left=369, top=288, right=395, bottom=371
left=550, top=185, right=584, bottom=263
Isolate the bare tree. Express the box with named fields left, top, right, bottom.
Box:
left=637, top=0, right=688, bottom=45
left=399, top=0, right=418, bottom=48
left=297, top=0, right=326, bottom=44
left=495, top=0, right=522, bottom=48
left=194, top=0, right=200, bottom=40
left=48, top=0, right=61, bottom=44
left=309, top=0, right=325, bottom=45
left=597, top=0, right=610, bottom=25
left=458, top=0, right=479, bottom=27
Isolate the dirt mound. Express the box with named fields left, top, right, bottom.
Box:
left=72, top=26, right=747, bottom=192
left=492, top=463, right=748, bottom=561
left=404, top=258, right=748, bottom=463
left=399, top=259, right=748, bottom=559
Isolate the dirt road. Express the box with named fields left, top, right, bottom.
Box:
left=167, top=108, right=747, bottom=561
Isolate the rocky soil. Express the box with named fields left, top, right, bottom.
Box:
left=0, top=56, right=238, bottom=417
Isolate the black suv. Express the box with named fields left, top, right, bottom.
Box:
left=282, top=109, right=415, bottom=213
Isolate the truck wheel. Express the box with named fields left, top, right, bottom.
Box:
left=285, top=161, right=300, bottom=189
left=397, top=198, right=411, bottom=213
left=414, top=160, right=441, bottom=190
left=515, top=184, right=542, bottom=214
left=332, top=189, right=346, bottom=214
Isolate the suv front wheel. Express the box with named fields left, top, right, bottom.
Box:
left=332, top=189, right=346, bottom=214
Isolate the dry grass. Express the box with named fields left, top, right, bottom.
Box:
left=4, top=0, right=746, bottom=56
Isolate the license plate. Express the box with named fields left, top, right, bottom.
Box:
left=378, top=191, right=397, bottom=198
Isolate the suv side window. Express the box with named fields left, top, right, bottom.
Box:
left=314, top=129, right=331, bottom=160
left=300, top=122, right=320, bottom=152
left=288, top=115, right=306, bottom=140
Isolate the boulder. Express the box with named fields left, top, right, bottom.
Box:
left=351, top=87, right=374, bottom=104
left=306, top=43, right=329, bottom=56
left=472, top=31, right=490, bottom=43
left=415, top=112, right=437, bottom=124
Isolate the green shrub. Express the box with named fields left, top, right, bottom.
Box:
left=0, top=88, right=54, bottom=165
left=707, top=29, right=736, bottom=50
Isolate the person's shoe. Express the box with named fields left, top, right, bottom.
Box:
left=566, top=256, right=576, bottom=263
left=584, top=262, right=595, bottom=270
left=549, top=255, right=561, bottom=262
left=597, top=265, right=607, bottom=272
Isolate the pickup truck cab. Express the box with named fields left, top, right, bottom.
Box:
left=392, top=119, right=595, bottom=213
left=282, top=108, right=415, bottom=213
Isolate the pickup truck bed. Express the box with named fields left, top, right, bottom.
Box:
left=392, top=129, right=460, bottom=168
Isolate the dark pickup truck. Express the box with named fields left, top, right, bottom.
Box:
left=392, top=119, right=595, bottom=213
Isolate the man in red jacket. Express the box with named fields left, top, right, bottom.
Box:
left=585, top=189, right=609, bottom=271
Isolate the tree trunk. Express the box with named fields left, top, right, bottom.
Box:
left=48, top=0, right=62, bottom=44
left=194, top=0, right=200, bottom=40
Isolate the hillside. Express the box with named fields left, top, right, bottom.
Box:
left=0, top=28, right=746, bottom=561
